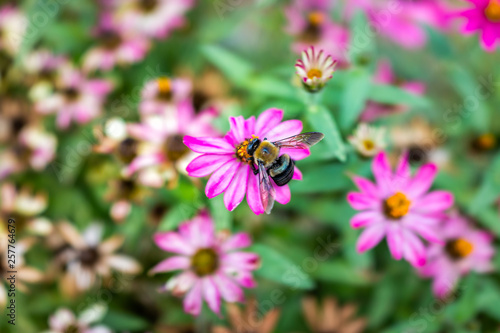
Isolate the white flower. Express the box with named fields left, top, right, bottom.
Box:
left=348, top=123, right=386, bottom=157
left=295, top=46, right=336, bottom=92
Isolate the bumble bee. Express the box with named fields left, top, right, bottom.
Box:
left=246, top=132, right=325, bottom=214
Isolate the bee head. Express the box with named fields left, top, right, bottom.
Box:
left=247, top=138, right=261, bottom=156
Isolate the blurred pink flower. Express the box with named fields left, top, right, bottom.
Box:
left=184, top=108, right=306, bottom=215
left=347, top=151, right=454, bottom=267
left=83, top=13, right=150, bottom=72
left=115, top=0, right=195, bottom=39
left=295, top=46, right=337, bottom=93
left=360, top=60, right=426, bottom=122
left=124, top=102, right=219, bottom=188
left=0, top=126, right=57, bottom=179
left=285, top=0, right=350, bottom=66
left=0, top=5, right=26, bottom=56
left=346, top=0, right=451, bottom=49
left=35, top=64, right=113, bottom=129
left=48, top=307, right=111, bottom=333
left=151, top=211, right=259, bottom=316
left=23, top=49, right=69, bottom=81
left=418, top=213, right=494, bottom=298
left=139, top=77, right=191, bottom=115
left=459, top=0, right=500, bottom=51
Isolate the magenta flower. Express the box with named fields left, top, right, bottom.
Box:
left=184, top=108, right=308, bottom=215
left=83, top=13, right=150, bottom=72
left=115, top=0, right=195, bottom=39
left=139, top=77, right=191, bottom=116
left=459, top=0, right=500, bottom=51
left=285, top=0, right=350, bottom=66
left=418, top=213, right=494, bottom=298
left=347, top=151, right=454, bottom=267
left=35, top=64, right=113, bottom=129
left=124, top=102, right=219, bottom=188
left=151, top=211, right=259, bottom=316
left=360, top=60, right=426, bottom=122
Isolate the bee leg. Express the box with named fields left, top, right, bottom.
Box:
left=250, top=159, right=259, bottom=175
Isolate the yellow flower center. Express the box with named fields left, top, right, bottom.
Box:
left=445, top=238, right=474, bottom=259
left=307, top=68, right=322, bottom=79
left=157, top=77, right=172, bottom=100
left=384, top=192, right=411, bottom=219
left=191, top=248, right=219, bottom=276
left=308, top=11, right=325, bottom=26
left=236, top=135, right=258, bottom=163
left=476, top=133, right=497, bottom=150
left=485, top=0, right=500, bottom=22
left=363, top=139, right=375, bottom=151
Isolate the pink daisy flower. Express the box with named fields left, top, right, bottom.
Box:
left=295, top=46, right=337, bottom=93
left=150, top=211, right=259, bottom=316
left=360, top=60, right=426, bottom=122
left=347, top=151, right=454, bottom=267
left=285, top=0, right=350, bottom=66
left=83, top=13, right=150, bottom=72
left=115, top=0, right=195, bottom=39
left=47, top=307, right=111, bottom=333
left=0, top=5, right=27, bottom=56
left=184, top=108, right=309, bottom=215
left=459, top=0, right=500, bottom=51
left=124, top=101, right=219, bottom=188
left=418, top=213, right=495, bottom=298
left=34, top=64, right=113, bottom=129
left=345, top=0, right=451, bottom=49
left=139, top=77, right=191, bottom=116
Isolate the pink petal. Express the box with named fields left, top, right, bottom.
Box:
left=202, top=277, right=221, bottom=314
left=402, top=229, right=427, bottom=267
left=150, top=256, right=190, bottom=274
left=481, top=24, right=500, bottom=52
left=154, top=232, right=194, bottom=255
left=274, top=183, right=291, bottom=205
left=432, top=269, right=458, bottom=298
left=292, top=167, right=303, bottom=180
left=222, top=233, right=252, bottom=251
left=395, top=152, right=410, bottom=182
left=356, top=224, right=386, bottom=253
left=223, top=165, right=250, bottom=211
left=123, top=153, right=164, bottom=177
left=205, top=160, right=240, bottom=198
left=404, top=214, right=443, bottom=244
left=186, top=154, right=235, bottom=177
left=230, top=270, right=257, bottom=288
left=386, top=226, right=404, bottom=260
left=183, top=136, right=235, bottom=154
left=255, top=108, right=283, bottom=135
left=246, top=171, right=265, bottom=215
left=350, top=211, right=383, bottom=229
left=225, top=252, right=260, bottom=271
left=352, top=176, right=378, bottom=198
left=372, top=152, right=392, bottom=194
left=413, top=191, right=454, bottom=214
left=280, top=148, right=310, bottom=160
left=213, top=273, right=244, bottom=302
left=180, top=214, right=215, bottom=248
left=229, top=116, right=247, bottom=143
left=265, top=120, right=303, bottom=141
left=347, top=192, right=379, bottom=210
left=406, top=163, right=437, bottom=199
left=183, top=280, right=202, bottom=316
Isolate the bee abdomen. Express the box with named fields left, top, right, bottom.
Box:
left=269, top=154, right=294, bottom=186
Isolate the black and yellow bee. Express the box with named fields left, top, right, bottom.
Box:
left=246, top=132, right=324, bottom=214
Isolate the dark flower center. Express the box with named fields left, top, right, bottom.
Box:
left=64, top=324, right=80, bottom=333
left=236, top=135, right=258, bottom=164
left=192, top=91, right=209, bottom=114
left=472, top=133, right=497, bottom=152
left=63, top=87, right=79, bottom=101
left=117, top=138, right=138, bottom=163
left=445, top=238, right=474, bottom=260
left=383, top=192, right=411, bottom=219
left=79, top=247, right=99, bottom=267
left=300, top=11, right=323, bottom=43
left=101, top=30, right=122, bottom=50
left=149, top=203, right=168, bottom=224
left=139, top=0, right=158, bottom=12
left=191, top=248, right=219, bottom=276
left=119, top=179, right=136, bottom=199
left=164, top=134, right=189, bottom=162
left=408, top=145, right=428, bottom=165
left=12, top=143, right=32, bottom=163
left=11, top=116, right=27, bottom=136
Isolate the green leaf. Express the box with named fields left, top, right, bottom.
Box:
left=311, top=260, right=370, bottom=286
left=289, top=163, right=350, bottom=193
left=339, top=68, right=372, bottom=130
left=368, top=277, right=396, bottom=328
left=200, top=44, right=253, bottom=86
left=307, top=105, right=347, bottom=162
left=451, top=274, right=478, bottom=324
left=250, top=244, right=315, bottom=290
left=102, top=310, right=149, bottom=331
left=244, top=75, right=300, bottom=101
left=468, top=153, right=500, bottom=215
left=158, top=203, right=199, bottom=232
left=368, top=84, right=431, bottom=108
left=209, top=195, right=232, bottom=231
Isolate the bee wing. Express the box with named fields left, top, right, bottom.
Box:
left=258, top=161, right=275, bottom=214
left=272, top=132, right=325, bottom=150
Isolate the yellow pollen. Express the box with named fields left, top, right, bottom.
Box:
left=446, top=238, right=474, bottom=259
left=157, top=77, right=171, bottom=94
left=363, top=140, right=375, bottom=151
left=477, top=133, right=496, bottom=150
left=485, top=0, right=500, bottom=22
left=308, top=11, right=325, bottom=26
left=384, top=192, right=411, bottom=219
left=236, top=135, right=258, bottom=163
left=307, top=68, right=322, bottom=79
